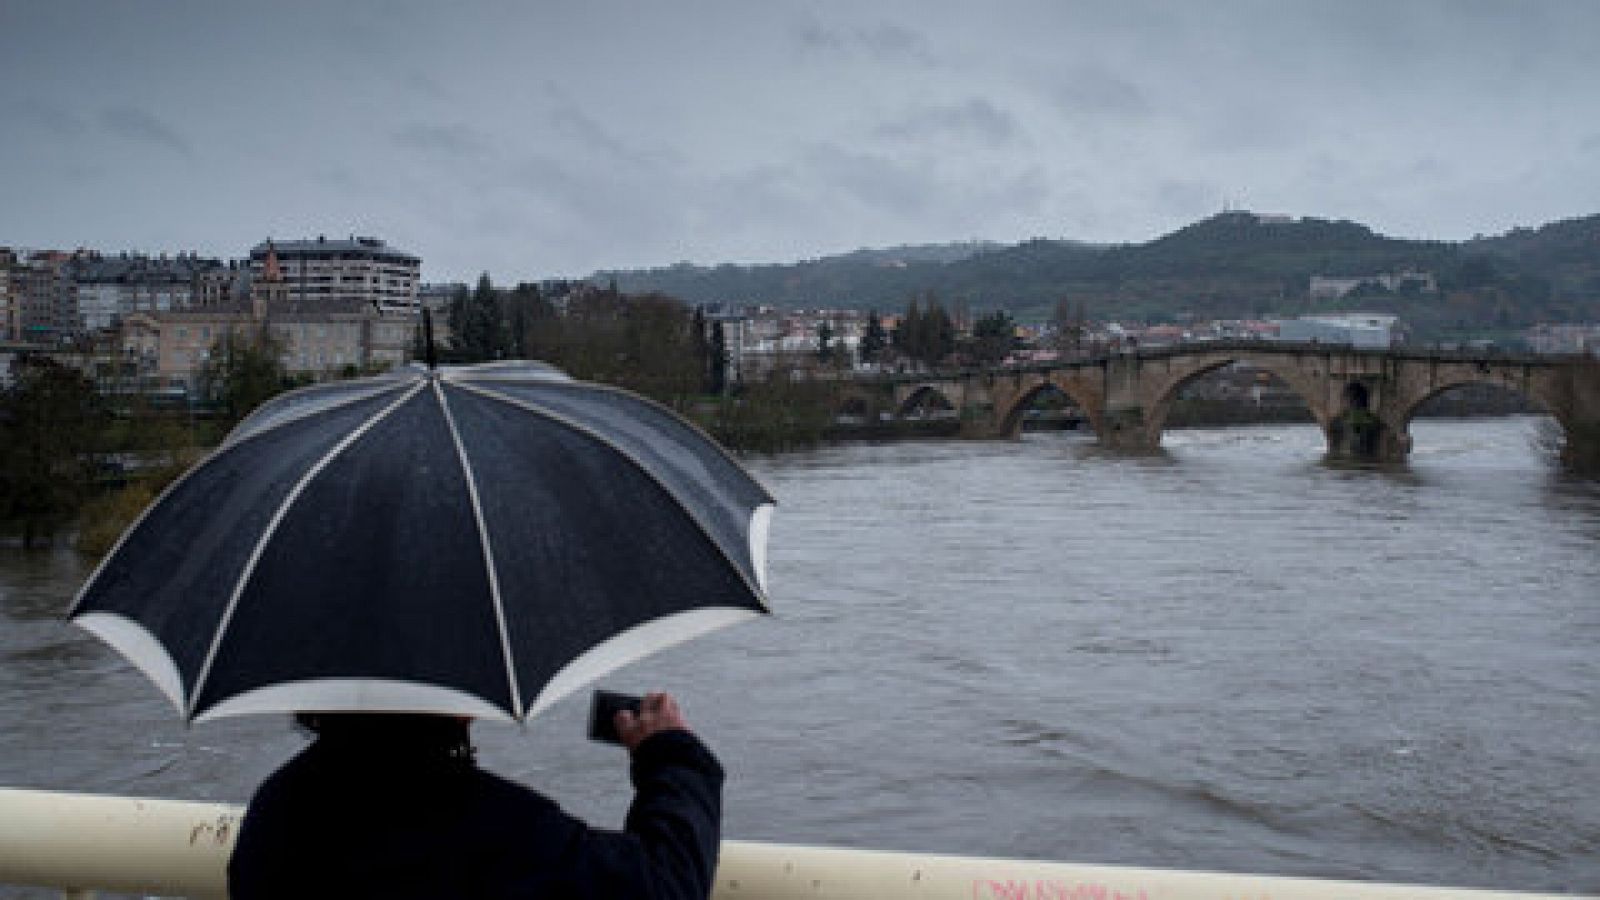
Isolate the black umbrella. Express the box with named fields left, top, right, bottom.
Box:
left=70, top=361, right=774, bottom=723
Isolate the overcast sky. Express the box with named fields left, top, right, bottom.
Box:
left=3, top=1, right=1597, bottom=283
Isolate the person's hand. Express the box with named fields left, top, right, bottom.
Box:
left=614, top=692, right=690, bottom=752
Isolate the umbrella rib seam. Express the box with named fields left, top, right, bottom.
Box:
left=433, top=380, right=525, bottom=719
left=184, top=380, right=429, bottom=720
left=548, top=380, right=775, bottom=505
left=223, top=380, right=414, bottom=450
left=447, top=379, right=772, bottom=611
left=67, top=383, right=412, bottom=618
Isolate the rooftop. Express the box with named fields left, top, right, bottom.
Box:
left=249, top=236, right=419, bottom=263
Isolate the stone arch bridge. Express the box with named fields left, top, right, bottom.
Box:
left=881, top=342, right=1600, bottom=466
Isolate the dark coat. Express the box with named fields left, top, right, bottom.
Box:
left=228, top=716, right=723, bottom=899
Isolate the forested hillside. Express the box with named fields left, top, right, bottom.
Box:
left=602, top=212, right=1600, bottom=338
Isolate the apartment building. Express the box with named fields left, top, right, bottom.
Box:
left=0, top=247, right=14, bottom=341
left=71, top=253, right=240, bottom=331
left=247, top=236, right=420, bottom=310
left=8, top=251, right=76, bottom=342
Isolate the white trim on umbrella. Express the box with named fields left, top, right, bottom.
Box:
left=750, top=503, right=774, bottom=594
left=447, top=378, right=774, bottom=613
left=223, top=375, right=417, bottom=449
left=526, top=606, right=764, bottom=720
left=185, top=380, right=429, bottom=720
left=73, top=611, right=187, bottom=716
left=432, top=379, right=525, bottom=719
left=195, top=677, right=516, bottom=723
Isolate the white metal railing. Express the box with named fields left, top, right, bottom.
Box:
left=0, top=787, right=1589, bottom=900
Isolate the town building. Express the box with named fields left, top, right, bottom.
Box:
left=70, top=253, right=238, bottom=331
left=118, top=242, right=417, bottom=391
left=1524, top=323, right=1600, bottom=356
left=7, top=251, right=77, bottom=343
left=1273, top=313, right=1401, bottom=348
left=247, top=236, right=420, bottom=310
left=0, top=247, right=15, bottom=341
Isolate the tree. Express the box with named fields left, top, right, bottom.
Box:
left=0, top=357, right=108, bottom=547
left=505, top=282, right=556, bottom=360
left=859, top=310, right=888, bottom=365
left=894, top=295, right=955, bottom=368
left=894, top=298, right=923, bottom=365
left=200, top=327, right=289, bottom=425
left=708, top=321, right=728, bottom=395
left=448, top=274, right=508, bottom=362
left=816, top=320, right=835, bottom=362
left=969, top=310, right=1020, bottom=366
left=533, top=284, right=702, bottom=408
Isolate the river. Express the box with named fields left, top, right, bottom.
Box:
left=2, top=417, right=1597, bottom=895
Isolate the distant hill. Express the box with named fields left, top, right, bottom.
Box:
left=600, top=212, right=1600, bottom=339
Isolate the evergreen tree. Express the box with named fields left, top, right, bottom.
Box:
left=970, top=310, right=1020, bottom=365
left=816, top=320, right=834, bottom=362
left=709, top=321, right=728, bottom=394
left=505, top=282, right=555, bottom=360
left=894, top=297, right=923, bottom=365
left=859, top=310, right=888, bottom=364
left=693, top=306, right=710, bottom=387
left=449, top=274, right=507, bottom=362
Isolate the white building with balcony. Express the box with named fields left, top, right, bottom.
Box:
left=247, top=236, right=420, bottom=310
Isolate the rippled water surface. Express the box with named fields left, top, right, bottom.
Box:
left=3, top=417, right=1597, bottom=894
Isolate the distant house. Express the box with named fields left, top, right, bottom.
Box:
left=1524, top=323, right=1600, bottom=356
left=1273, top=313, right=1401, bottom=348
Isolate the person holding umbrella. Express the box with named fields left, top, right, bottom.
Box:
left=69, top=361, right=776, bottom=899
left=227, top=692, right=723, bottom=899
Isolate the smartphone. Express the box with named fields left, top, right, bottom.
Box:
left=587, top=690, right=642, bottom=744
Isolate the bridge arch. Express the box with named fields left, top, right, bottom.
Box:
left=833, top=388, right=883, bottom=422
left=997, top=377, right=1103, bottom=437
left=898, top=384, right=957, bottom=419
left=1394, top=369, right=1550, bottom=432
left=1141, top=354, right=1334, bottom=445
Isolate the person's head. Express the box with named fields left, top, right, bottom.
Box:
left=293, top=712, right=475, bottom=759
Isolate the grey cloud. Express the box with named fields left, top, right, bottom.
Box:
left=100, top=106, right=192, bottom=158
left=874, top=99, right=1021, bottom=146
left=547, top=106, right=663, bottom=168
left=1154, top=179, right=1219, bottom=218
left=392, top=123, right=490, bottom=159
left=11, top=100, right=85, bottom=136
left=793, top=16, right=937, bottom=66
left=398, top=69, right=450, bottom=101
left=857, top=23, right=934, bottom=65
left=1052, top=66, right=1149, bottom=119
left=803, top=144, right=935, bottom=217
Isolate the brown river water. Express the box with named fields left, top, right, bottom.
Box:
left=2, top=416, right=1597, bottom=895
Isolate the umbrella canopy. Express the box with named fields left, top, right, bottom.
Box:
left=70, top=361, right=775, bottom=724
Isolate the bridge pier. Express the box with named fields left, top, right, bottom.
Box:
left=1324, top=409, right=1411, bottom=464
left=1100, top=406, right=1162, bottom=452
